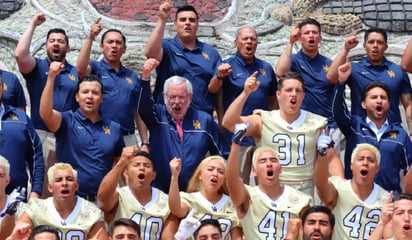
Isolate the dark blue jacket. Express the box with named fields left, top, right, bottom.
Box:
left=332, top=83, right=412, bottom=193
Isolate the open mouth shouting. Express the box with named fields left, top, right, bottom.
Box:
left=360, top=168, right=368, bottom=177
left=310, top=231, right=324, bottom=240
left=138, top=173, right=145, bottom=181
left=290, top=98, right=298, bottom=107
left=403, top=223, right=412, bottom=232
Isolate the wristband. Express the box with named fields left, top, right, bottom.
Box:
left=141, top=142, right=149, bottom=147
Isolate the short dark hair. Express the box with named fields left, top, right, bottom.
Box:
left=77, top=75, right=103, bottom=93
left=112, top=218, right=141, bottom=237
left=47, top=28, right=69, bottom=46
left=101, top=29, right=126, bottom=45
left=302, top=205, right=335, bottom=229
left=364, top=28, right=387, bottom=44
left=29, top=225, right=60, bottom=240
left=175, top=5, right=199, bottom=21
left=193, top=219, right=222, bottom=239
left=361, top=81, right=390, bottom=102
left=135, top=151, right=153, bottom=162
left=277, top=72, right=305, bottom=91
left=298, top=18, right=321, bottom=33
left=392, top=193, right=412, bottom=202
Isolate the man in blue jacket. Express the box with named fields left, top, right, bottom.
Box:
left=138, top=58, right=222, bottom=192
left=0, top=76, right=44, bottom=198
left=333, top=58, right=412, bottom=193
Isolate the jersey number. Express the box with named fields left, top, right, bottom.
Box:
left=258, top=210, right=290, bottom=240
left=57, top=230, right=84, bottom=240
left=343, top=205, right=380, bottom=239
left=273, top=133, right=306, bottom=165
left=131, top=213, right=164, bottom=240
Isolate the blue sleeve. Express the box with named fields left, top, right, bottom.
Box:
left=27, top=116, right=44, bottom=194
left=401, top=71, right=412, bottom=94
left=208, top=117, right=222, bottom=156
left=12, top=74, right=27, bottom=107
left=137, top=79, right=157, bottom=129
left=404, top=135, right=412, bottom=171
left=332, top=83, right=352, bottom=136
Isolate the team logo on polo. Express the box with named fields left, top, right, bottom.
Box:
left=389, top=131, right=397, bottom=139
left=126, top=77, right=133, bottom=84
left=323, top=65, right=330, bottom=73
left=69, top=74, right=76, bottom=81
left=260, top=68, right=267, bottom=76
left=387, top=70, right=395, bottom=78
left=103, top=126, right=111, bottom=135
left=2, top=83, right=8, bottom=91
left=193, top=120, right=201, bottom=129
left=202, top=52, right=210, bottom=60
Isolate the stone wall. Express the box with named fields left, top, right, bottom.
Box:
left=0, top=0, right=411, bottom=109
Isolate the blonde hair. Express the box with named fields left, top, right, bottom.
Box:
left=48, top=163, right=78, bottom=183
left=0, top=155, right=10, bottom=176
left=351, top=143, right=381, bottom=165
left=252, top=146, right=279, bottom=168
left=186, top=155, right=228, bottom=195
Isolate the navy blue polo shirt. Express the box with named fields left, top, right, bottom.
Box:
left=90, top=60, right=139, bottom=134
left=55, top=109, right=125, bottom=196
left=348, top=57, right=412, bottom=125
left=23, top=58, right=79, bottom=130
left=291, top=50, right=336, bottom=127
left=153, top=36, right=222, bottom=115
left=220, top=53, right=277, bottom=155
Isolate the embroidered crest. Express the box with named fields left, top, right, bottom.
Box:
left=193, top=120, right=201, bottom=129
left=389, top=131, right=397, bottom=139
left=69, top=74, right=76, bottom=81
left=2, top=83, right=8, bottom=91
left=260, top=68, right=267, bottom=76
left=9, top=113, right=18, bottom=120
left=103, top=125, right=111, bottom=135
left=323, top=64, right=330, bottom=73
left=387, top=70, right=395, bottom=78
left=126, top=77, right=133, bottom=84
left=202, top=52, right=210, bottom=60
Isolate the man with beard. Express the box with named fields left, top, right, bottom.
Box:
left=208, top=25, right=278, bottom=185
left=222, top=71, right=340, bottom=199
left=226, top=124, right=312, bottom=239
left=370, top=193, right=412, bottom=240
left=285, top=206, right=335, bottom=240
left=137, top=58, right=221, bottom=193
left=315, top=142, right=389, bottom=240
left=333, top=58, right=412, bottom=193
left=145, top=1, right=222, bottom=117
left=15, top=12, right=79, bottom=197
left=327, top=28, right=412, bottom=141
left=76, top=19, right=148, bottom=148
left=97, top=146, right=177, bottom=239
left=12, top=163, right=107, bottom=240
left=39, top=62, right=124, bottom=201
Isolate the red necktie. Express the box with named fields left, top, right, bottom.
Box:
left=176, top=119, right=183, bottom=141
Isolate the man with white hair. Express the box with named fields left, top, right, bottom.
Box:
left=137, top=58, right=221, bottom=193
